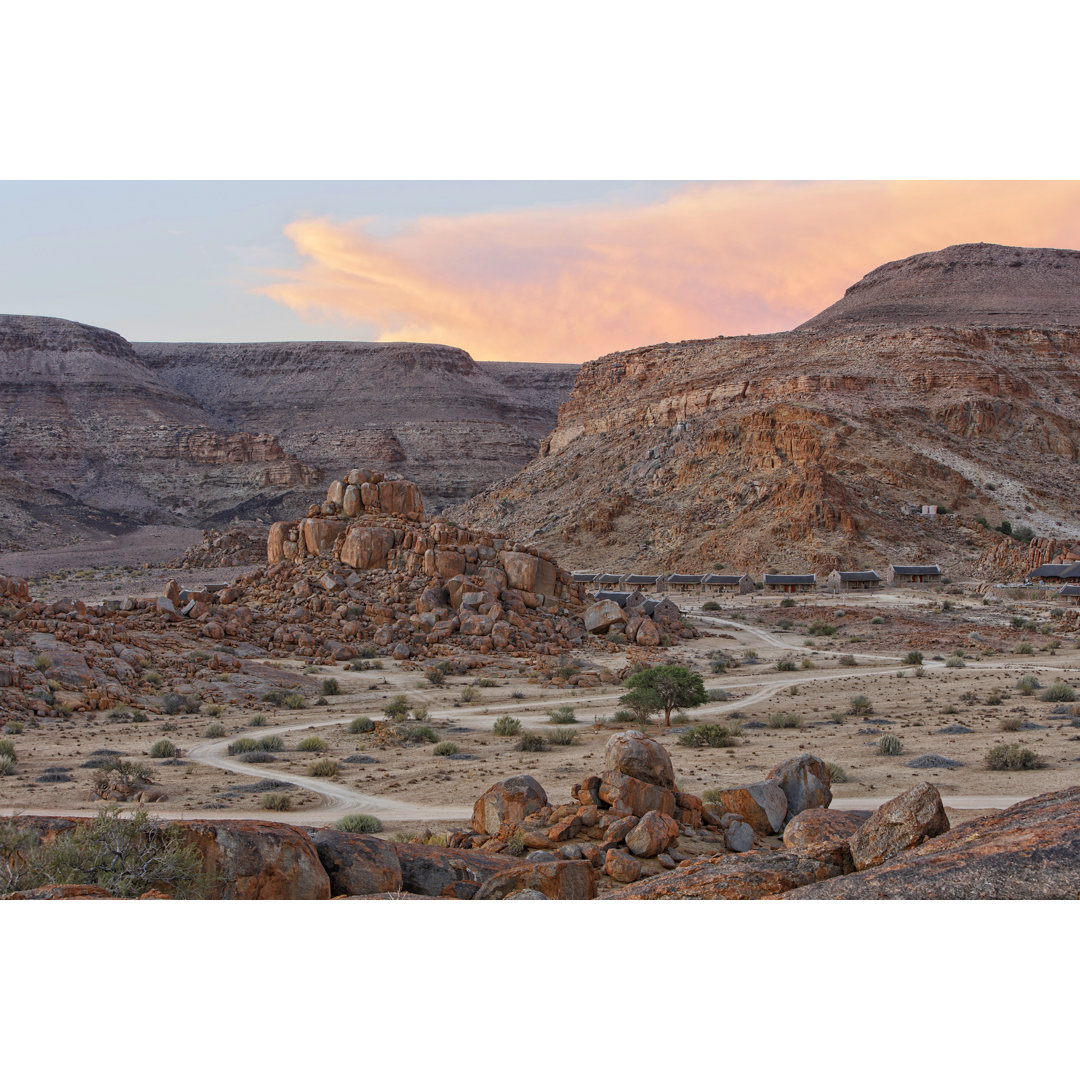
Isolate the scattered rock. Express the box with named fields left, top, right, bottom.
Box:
left=847, top=783, right=950, bottom=871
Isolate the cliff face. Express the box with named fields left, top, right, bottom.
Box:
left=0, top=317, right=577, bottom=550
left=459, top=244, right=1080, bottom=574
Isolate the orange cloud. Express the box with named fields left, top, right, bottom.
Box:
left=257, top=181, right=1080, bottom=365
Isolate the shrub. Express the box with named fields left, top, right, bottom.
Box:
left=239, top=751, right=277, bottom=763
left=0, top=738, right=16, bottom=761
left=998, top=716, right=1022, bottom=732
left=400, top=725, right=438, bottom=745
left=383, top=695, right=411, bottom=720
left=0, top=753, right=16, bottom=776
left=677, top=723, right=736, bottom=748
left=432, top=741, right=458, bottom=756
left=986, top=744, right=1044, bottom=771
left=424, top=665, right=448, bottom=686
left=945, top=656, right=965, bottom=668
left=227, top=737, right=258, bottom=756
left=780, top=597, right=795, bottom=608
left=297, top=735, right=327, bottom=752
left=33, top=654, right=52, bottom=672
left=903, top=650, right=924, bottom=666
left=510, top=691, right=525, bottom=700
left=257, top=734, right=284, bottom=751
left=149, top=739, right=179, bottom=759
left=985, top=688, right=1004, bottom=705
left=1040, top=680, right=1077, bottom=702
left=248, top=714, right=267, bottom=726
left=205, top=704, right=223, bottom=717
left=412, top=704, right=430, bottom=722
left=160, top=692, right=200, bottom=715
left=459, top=686, right=479, bottom=704
left=766, top=712, right=803, bottom=729
left=335, top=814, right=382, bottom=833
left=706, top=688, right=731, bottom=702
left=493, top=715, right=522, bottom=737
left=283, top=693, right=306, bottom=710
left=701, top=786, right=725, bottom=804
left=259, top=792, right=293, bottom=811
left=838, top=654, right=857, bottom=667
left=1016, top=642, right=1034, bottom=655
left=3, top=721, right=24, bottom=735
left=515, top=733, right=547, bottom=752
left=307, top=758, right=340, bottom=777
left=547, top=705, right=578, bottom=725
left=849, top=694, right=873, bottom=716
left=870, top=616, right=885, bottom=625
left=1015, top=675, right=1041, bottom=695
left=474, top=677, right=498, bottom=688
left=320, top=678, right=341, bottom=696
left=776, top=658, right=796, bottom=672
left=807, top=620, right=837, bottom=637
left=261, top=689, right=287, bottom=706
left=621, top=665, right=707, bottom=726
left=545, top=728, right=577, bottom=746
left=800, top=656, right=815, bottom=669
left=143, top=671, right=162, bottom=687
left=878, top=734, right=903, bottom=756
left=710, top=658, right=728, bottom=674
left=826, top=762, right=848, bottom=784
left=506, top=832, right=527, bottom=856
left=702, top=601, right=720, bottom=611
left=348, top=716, right=375, bottom=734
left=788, top=685, right=800, bottom=697
left=0, top=808, right=212, bottom=898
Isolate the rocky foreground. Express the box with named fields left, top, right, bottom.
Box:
left=4, top=730, right=1077, bottom=899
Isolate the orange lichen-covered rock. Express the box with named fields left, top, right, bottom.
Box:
left=393, top=843, right=524, bottom=896
left=712, top=781, right=788, bottom=835
left=472, top=775, right=548, bottom=836
left=308, top=830, right=403, bottom=896
left=767, top=754, right=832, bottom=822
left=598, top=771, right=676, bottom=818
left=782, top=808, right=871, bottom=873
left=603, top=730, right=675, bottom=788
left=625, top=810, right=680, bottom=858
left=174, top=820, right=331, bottom=900
left=606, top=851, right=833, bottom=899
left=604, top=848, right=643, bottom=884
left=340, top=526, right=395, bottom=571
left=474, top=859, right=598, bottom=900
left=847, top=782, right=950, bottom=871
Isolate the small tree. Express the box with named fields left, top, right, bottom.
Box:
left=621, top=665, right=707, bottom=727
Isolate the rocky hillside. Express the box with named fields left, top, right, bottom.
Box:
left=0, top=316, right=577, bottom=550
left=460, top=244, right=1080, bottom=575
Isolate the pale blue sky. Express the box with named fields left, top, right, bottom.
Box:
left=0, top=181, right=684, bottom=342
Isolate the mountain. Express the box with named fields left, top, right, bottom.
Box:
left=0, top=316, right=577, bottom=550
left=458, top=244, right=1080, bottom=575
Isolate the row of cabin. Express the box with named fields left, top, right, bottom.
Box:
left=1026, top=563, right=1080, bottom=604
left=592, top=590, right=683, bottom=622
left=574, top=565, right=946, bottom=594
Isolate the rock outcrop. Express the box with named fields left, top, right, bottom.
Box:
left=461, top=244, right=1080, bottom=573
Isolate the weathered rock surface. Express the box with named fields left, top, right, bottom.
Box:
left=474, top=859, right=598, bottom=900
left=712, top=781, right=788, bottom=835
left=625, top=810, right=680, bottom=858
left=393, top=843, right=525, bottom=897
left=2, top=883, right=115, bottom=900
left=782, top=808, right=871, bottom=872
left=767, top=754, right=832, bottom=822
left=472, top=775, right=548, bottom=835
left=782, top=786, right=1080, bottom=899
left=603, top=730, right=675, bottom=788
left=607, top=851, right=834, bottom=899
left=847, top=782, right=950, bottom=871
left=308, top=829, right=403, bottom=896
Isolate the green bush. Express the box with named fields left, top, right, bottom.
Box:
left=1015, top=675, right=1041, bottom=695
left=702, top=601, right=720, bottom=611
left=0, top=753, right=16, bottom=776
left=945, top=655, right=965, bottom=668
left=297, top=735, right=327, bottom=752
left=701, top=786, right=725, bottom=804
left=870, top=616, right=886, bottom=626
left=397, top=724, right=439, bottom=745
left=547, top=705, right=578, bottom=725
left=838, top=654, right=857, bottom=667
left=546, top=728, right=577, bottom=746
left=320, top=678, right=340, bottom=696
left=247, top=714, right=267, bottom=726
left=227, top=737, right=258, bottom=756
left=710, top=658, right=728, bottom=674
left=849, top=695, right=873, bottom=716
left=0, top=739, right=16, bottom=761
left=807, top=620, right=837, bottom=637
left=677, top=723, right=736, bottom=748
left=257, top=734, right=284, bottom=751
left=1040, top=680, right=1077, bottom=702
left=424, top=664, right=448, bottom=686
left=474, top=677, right=498, bottom=688
left=200, top=721, right=225, bottom=738
left=458, top=686, right=479, bottom=704
left=505, top=832, right=527, bottom=857
left=766, top=712, right=803, bottom=729
left=412, top=704, right=430, bottom=722
left=33, top=654, right=52, bottom=672
left=776, top=658, right=796, bottom=672
left=432, top=741, right=458, bottom=756
left=998, top=716, right=1022, bottom=732
left=878, top=734, right=903, bottom=756
left=149, top=739, right=179, bottom=759
left=492, top=715, right=522, bottom=736
left=307, top=758, right=340, bottom=777
left=706, top=688, right=731, bottom=702
left=335, top=814, right=382, bottom=833
left=348, top=716, right=375, bottom=734
left=985, top=688, right=1004, bottom=705
left=903, top=651, right=924, bottom=666
left=826, top=762, right=848, bottom=784
left=383, top=695, right=411, bottom=720
left=160, top=692, right=200, bottom=715
left=261, top=689, right=287, bottom=706
left=780, top=598, right=795, bottom=608
left=986, top=744, right=1044, bottom=771
left=259, top=792, right=293, bottom=811
left=1015, top=642, right=1034, bottom=655
left=2, top=721, right=24, bottom=735
left=515, top=733, right=547, bottom=752
left=283, top=692, right=306, bottom=710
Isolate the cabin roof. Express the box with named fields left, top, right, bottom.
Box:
left=763, top=574, right=817, bottom=584
left=835, top=570, right=881, bottom=582
left=891, top=565, right=943, bottom=575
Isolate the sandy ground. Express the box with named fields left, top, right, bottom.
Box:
left=3, top=585, right=1077, bottom=838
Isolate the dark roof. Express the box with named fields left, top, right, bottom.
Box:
left=594, top=573, right=621, bottom=584
left=763, top=574, right=816, bottom=584
left=594, top=590, right=631, bottom=606
left=702, top=574, right=744, bottom=585
left=835, top=570, right=881, bottom=582
left=666, top=574, right=705, bottom=584
left=571, top=572, right=597, bottom=582
left=1059, top=585, right=1080, bottom=597
left=891, top=565, right=942, bottom=575
left=640, top=599, right=659, bottom=615
left=1029, top=563, right=1080, bottom=579
left=624, top=574, right=659, bottom=584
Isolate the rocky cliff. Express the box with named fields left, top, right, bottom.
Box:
left=0, top=317, right=577, bottom=550
left=459, top=244, right=1080, bottom=574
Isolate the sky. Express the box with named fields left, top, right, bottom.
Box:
left=4, top=180, right=1080, bottom=364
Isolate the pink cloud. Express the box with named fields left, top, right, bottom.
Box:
left=257, top=181, right=1080, bottom=364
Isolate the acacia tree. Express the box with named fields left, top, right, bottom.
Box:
left=621, top=665, right=708, bottom=726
